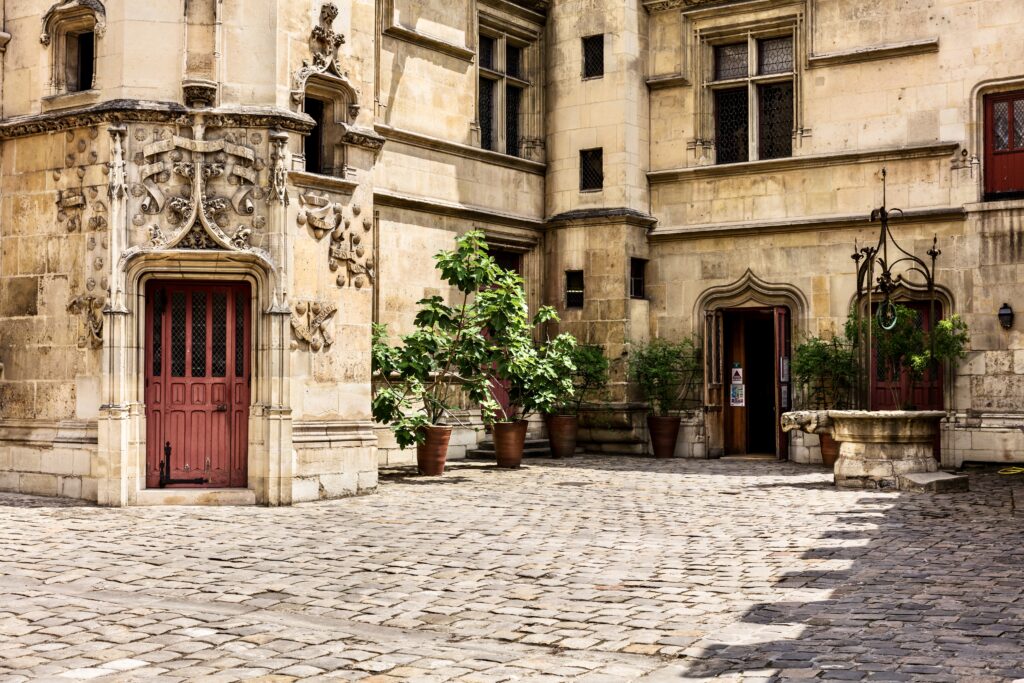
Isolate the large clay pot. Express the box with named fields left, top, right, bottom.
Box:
left=819, top=432, right=840, bottom=468
left=647, top=415, right=681, bottom=458
left=494, top=420, right=528, bottom=468
left=547, top=415, right=578, bottom=459
left=416, top=425, right=452, bottom=476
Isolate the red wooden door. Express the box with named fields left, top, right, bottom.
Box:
left=145, top=281, right=250, bottom=488
left=984, top=91, right=1024, bottom=197
left=869, top=301, right=942, bottom=411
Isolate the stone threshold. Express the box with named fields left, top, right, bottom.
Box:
left=134, top=488, right=257, bottom=506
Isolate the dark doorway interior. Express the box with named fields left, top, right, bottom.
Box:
left=723, top=308, right=779, bottom=455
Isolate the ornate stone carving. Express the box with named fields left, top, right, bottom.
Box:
left=268, top=130, right=289, bottom=205
left=296, top=190, right=340, bottom=240
left=290, top=3, right=359, bottom=109
left=290, top=300, right=337, bottom=351
left=130, top=119, right=269, bottom=256
left=41, top=0, right=106, bottom=45
left=107, top=123, right=125, bottom=201
left=329, top=222, right=374, bottom=289
left=182, top=78, right=219, bottom=108
left=68, top=294, right=105, bottom=349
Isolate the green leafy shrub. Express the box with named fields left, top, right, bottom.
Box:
left=627, top=337, right=703, bottom=416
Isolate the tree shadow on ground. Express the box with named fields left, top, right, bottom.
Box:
left=671, top=473, right=1024, bottom=680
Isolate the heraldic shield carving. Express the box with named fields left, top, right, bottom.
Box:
left=127, top=119, right=273, bottom=258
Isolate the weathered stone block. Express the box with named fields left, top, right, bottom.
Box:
left=1, top=276, right=39, bottom=316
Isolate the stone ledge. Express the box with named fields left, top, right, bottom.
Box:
left=808, top=38, right=940, bottom=69
left=898, top=471, right=970, bottom=493
left=134, top=488, right=257, bottom=506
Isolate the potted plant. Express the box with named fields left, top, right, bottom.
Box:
left=792, top=335, right=857, bottom=467
left=547, top=344, right=610, bottom=458
left=371, top=231, right=504, bottom=475
left=478, top=269, right=577, bottom=468
left=628, top=337, right=702, bottom=458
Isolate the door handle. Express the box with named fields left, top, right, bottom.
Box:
left=214, top=403, right=228, bottom=412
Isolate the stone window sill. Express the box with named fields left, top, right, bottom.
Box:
left=41, top=89, right=101, bottom=112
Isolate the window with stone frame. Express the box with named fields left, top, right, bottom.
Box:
left=984, top=90, right=1024, bottom=199
left=565, top=271, right=585, bottom=309
left=43, top=3, right=103, bottom=95
left=707, top=32, right=795, bottom=164
left=477, top=17, right=541, bottom=159
left=301, top=75, right=353, bottom=177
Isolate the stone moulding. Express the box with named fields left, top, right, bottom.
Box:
left=0, top=100, right=314, bottom=140
left=374, top=123, right=543, bottom=175
left=41, top=0, right=106, bottom=44
left=374, top=189, right=545, bottom=230
left=647, top=142, right=961, bottom=184
left=808, top=38, right=940, bottom=69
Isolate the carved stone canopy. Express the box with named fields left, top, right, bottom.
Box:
left=291, top=3, right=359, bottom=113
left=41, top=0, right=106, bottom=44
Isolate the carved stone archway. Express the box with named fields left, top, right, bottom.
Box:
left=693, top=268, right=809, bottom=332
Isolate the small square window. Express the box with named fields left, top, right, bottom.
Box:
left=714, top=42, right=748, bottom=81
left=579, top=148, right=603, bottom=191
left=582, top=34, right=604, bottom=79
left=479, top=35, right=495, bottom=70
left=566, top=271, right=585, bottom=309
left=630, top=259, right=647, bottom=299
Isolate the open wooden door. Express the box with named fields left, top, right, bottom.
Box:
left=773, top=306, right=790, bottom=461
left=703, top=310, right=724, bottom=457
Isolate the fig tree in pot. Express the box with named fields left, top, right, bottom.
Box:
left=479, top=270, right=577, bottom=469
left=547, top=345, right=610, bottom=458
left=371, top=231, right=504, bottom=475
left=792, top=335, right=857, bottom=468
left=628, top=337, right=703, bottom=458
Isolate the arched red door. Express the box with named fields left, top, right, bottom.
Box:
left=145, top=281, right=250, bottom=488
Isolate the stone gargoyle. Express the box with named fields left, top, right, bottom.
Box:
left=780, top=410, right=834, bottom=435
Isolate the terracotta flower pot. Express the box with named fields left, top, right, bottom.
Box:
left=416, top=425, right=452, bottom=476
left=647, top=415, right=681, bottom=458
left=493, top=420, right=528, bottom=468
left=819, top=432, right=840, bottom=469
left=547, top=415, right=578, bottom=459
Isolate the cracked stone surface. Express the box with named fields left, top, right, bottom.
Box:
left=1, top=457, right=1023, bottom=681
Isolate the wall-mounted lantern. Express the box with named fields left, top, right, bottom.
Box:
left=998, top=303, right=1014, bottom=330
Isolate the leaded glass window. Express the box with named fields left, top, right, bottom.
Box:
left=211, top=292, right=227, bottom=377
left=479, top=35, right=495, bottom=70
left=479, top=77, right=494, bottom=151
left=994, top=101, right=1010, bottom=150
left=506, top=86, right=522, bottom=158
left=506, top=44, right=522, bottom=79
left=583, top=34, right=603, bottom=79
left=152, top=290, right=163, bottom=377
left=579, top=148, right=603, bottom=191
left=191, top=291, right=206, bottom=377
left=714, top=43, right=748, bottom=81
left=171, top=292, right=186, bottom=377
left=715, top=88, right=748, bottom=164
left=235, top=292, right=245, bottom=377
left=758, top=82, right=793, bottom=160
left=758, top=36, right=793, bottom=75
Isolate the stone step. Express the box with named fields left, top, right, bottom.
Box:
left=898, top=471, right=970, bottom=493
left=465, top=440, right=552, bottom=460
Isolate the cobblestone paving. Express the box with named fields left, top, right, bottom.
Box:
left=1, top=457, right=1023, bottom=682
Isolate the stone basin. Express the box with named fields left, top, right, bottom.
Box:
left=782, top=409, right=946, bottom=490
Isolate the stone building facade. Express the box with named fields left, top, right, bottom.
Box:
left=0, top=0, right=1021, bottom=505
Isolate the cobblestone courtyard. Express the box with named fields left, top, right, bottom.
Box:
left=1, top=457, right=1023, bottom=682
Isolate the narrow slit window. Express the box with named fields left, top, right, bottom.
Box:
left=566, top=271, right=585, bottom=309
left=479, top=77, right=495, bottom=151
left=579, top=148, right=603, bottom=191
left=582, top=34, right=604, bottom=79
left=506, top=86, right=522, bottom=157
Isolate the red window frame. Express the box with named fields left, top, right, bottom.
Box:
left=984, top=90, right=1024, bottom=198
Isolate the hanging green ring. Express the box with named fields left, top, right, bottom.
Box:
left=877, top=299, right=898, bottom=330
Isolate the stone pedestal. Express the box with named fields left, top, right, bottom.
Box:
left=828, top=410, right=945, bottom=490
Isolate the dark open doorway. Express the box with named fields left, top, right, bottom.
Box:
left=716, top=307, right=790, bottom=457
